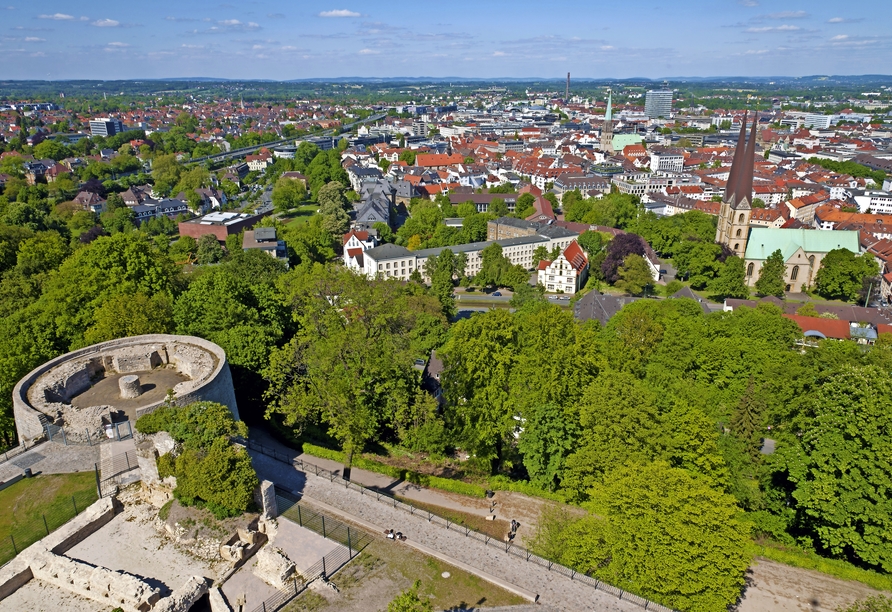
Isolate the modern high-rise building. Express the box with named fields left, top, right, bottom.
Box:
left=644, top=88, right=673, bottom=119
left=89, top=118, right=125, bottom=137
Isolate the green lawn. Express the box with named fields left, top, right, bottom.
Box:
left=0, top=472, right=98, bottom=564
left=281, top=204, right=319, bottom=226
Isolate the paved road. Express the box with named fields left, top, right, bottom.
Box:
left=247, top=437, right=643, bottom=612
left=0, top=441, right=99, bottom=482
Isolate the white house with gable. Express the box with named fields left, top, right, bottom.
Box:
left=537, top=240, right=589, bottom=294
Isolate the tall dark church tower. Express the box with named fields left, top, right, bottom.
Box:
left=716, top=112, right=758, bottom=256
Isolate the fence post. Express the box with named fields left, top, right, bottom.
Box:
left=347, top=527, right=352, bottom=558
left=298, top=505, right=302, bottom=527
left=72, top=496, right=78, bottom=515
left=125, top=453, right=130, bottom=471
left=262, top=602, right=267, bottom=612
left=322, top=515, right=326, bottom=538
left=10, top=535, right=16, bottom=555
left=43, top=514, right=49, bottom=536
left=94, top=462, right=101, bottom=497
left=322, top=556, right=326, bottom=578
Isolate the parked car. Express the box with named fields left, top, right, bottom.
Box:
left=492, top=291, right=502, bottom=297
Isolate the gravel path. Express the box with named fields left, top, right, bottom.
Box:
left=249, top=450, right=643, bottom=612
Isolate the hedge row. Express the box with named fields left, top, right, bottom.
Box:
left=487, top=475, right=568, bottom=503
left=301, top=443, right=486, bottom=498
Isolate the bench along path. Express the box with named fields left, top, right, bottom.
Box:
left=249, top=449, right=644, bottom=612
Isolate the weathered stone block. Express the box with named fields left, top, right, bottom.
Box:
left=253, top=546, right=296, bottom=591
left=237, top=528, right=259, bottom=545
left=260, top=480, right=277, bottom=519
left=153, top=576, right=209, bottom=612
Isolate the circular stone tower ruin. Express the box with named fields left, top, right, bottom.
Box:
left=12, top=335, right=239, bottom=445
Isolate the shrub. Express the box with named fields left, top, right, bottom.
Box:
left=136, top=401, right=247, bottom=450
left=173, top=439, right=258, bottom=519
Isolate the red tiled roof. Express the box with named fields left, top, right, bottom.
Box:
left=343, top=229, right=370, bottom=244
left=562, top=240, right=588, bottom=272
left=783, top=314, right=850, bottom=339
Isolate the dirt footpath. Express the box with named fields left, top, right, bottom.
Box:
left=737, top=557, right=884, bottom=612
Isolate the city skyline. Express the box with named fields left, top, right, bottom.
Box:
left=0, top=0, right=889, bottom=81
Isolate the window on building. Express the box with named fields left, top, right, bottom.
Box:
left=738, top=213, right=745, bottom=223
left=791, top=266, right=799, bottom=281
left=734, top=243, right=739, bottom=251
left=736, top=229, right=742, bottom=238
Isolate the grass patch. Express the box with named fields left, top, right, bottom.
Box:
left=394, top=496, right=507, bottom=541
left=158, top=499, right=173, bottom=521
left=0, top=472, right=98, bottom=565
left=755, top=543, right=892, bottom=592
left=302, top=443, right=487, bottom=498
left=281, top=204, right=319, bottom=226
left=283, top=590, right=328, bottom=612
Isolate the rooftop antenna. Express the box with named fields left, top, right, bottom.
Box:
left=566, top=72, right=570, bottom=101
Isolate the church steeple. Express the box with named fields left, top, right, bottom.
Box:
left=601, top=88, right=614, bottom=154
left=716, top=112, right=759, bottom=256
left=724, top=111, right=748, bottom=206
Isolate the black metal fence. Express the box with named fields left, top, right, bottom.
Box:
left=244, top=491, right=372, bottom=612
left=0, top=439, right=43, bottom=467
left=0, top=488, right=98, bottom=568
left=247, top=439, right=676, bottom=612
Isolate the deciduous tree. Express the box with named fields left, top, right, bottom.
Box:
left=755, top=249, right=786, bottom=297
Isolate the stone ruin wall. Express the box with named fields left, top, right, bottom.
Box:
left=0, top=496, right=219, bottom=612
left=13, top=335, right=239, bottom=444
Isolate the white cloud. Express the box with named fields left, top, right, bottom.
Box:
left=92, top=19, right=120, bottom=27
left=492, top=51, right=506, bottom=56
left=600, top=45, right=615, bottom=50
left=831, top=34, right=848, bottom=41
left=827, top=17, right=863, bottom=23
left=767, top=11, right=807, bottom=19
left=738, top=0, right=758, bottom=6
left=358, top=48, right=378, bottom=54
left=38, top=13, right=73, bottom=20
left=24, top=36, right=43, bottom=41
left=219, top=19, right=241, bottom=25
left=106, top=41, right=129, bottom=47
left=744, top=49, right=769, bottom=54
left=181, top=44, right=204, bottom=48
left=747, top=24, right=800, bottom=32
left=319, top=9, right=360, bottom=18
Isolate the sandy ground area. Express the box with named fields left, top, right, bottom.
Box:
left=0, top=578, right=115, bottom=612
left=65, top=488, right=220, bottom=597
left=737, top=557, right=884, bottom=612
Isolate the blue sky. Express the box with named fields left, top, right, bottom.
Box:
left=1, top=1, right=888, bottom=80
